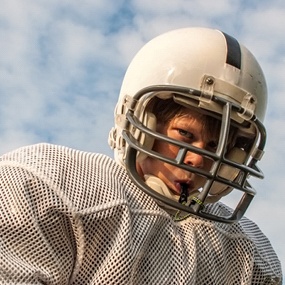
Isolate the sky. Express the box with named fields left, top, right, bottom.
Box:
left=0, top=0, right=285, bottom=278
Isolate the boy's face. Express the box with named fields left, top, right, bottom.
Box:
left=137, top=108, right=218, bottom=197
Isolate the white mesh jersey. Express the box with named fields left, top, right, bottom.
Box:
left=0, top=143, right=282, bottom=285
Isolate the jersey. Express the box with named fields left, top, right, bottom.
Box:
left=0, top=143, right=282, bottom=284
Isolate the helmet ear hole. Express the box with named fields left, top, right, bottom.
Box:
left=136, top=111, right=157, bottom=162
left=209, top=147, right=247, bottom=198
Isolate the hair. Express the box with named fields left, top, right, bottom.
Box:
left=148, top=96, right=238, bottom=151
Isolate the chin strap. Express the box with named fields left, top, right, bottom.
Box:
left=144, top=174, right=179, bottom=201
left=206, top=147, right=247, bottom=203
left=144, top=175, right=202, bottom=221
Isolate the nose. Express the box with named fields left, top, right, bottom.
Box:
left=184, top=151, right=204, bottom=168
left=183, top=141, right=205, bottom=168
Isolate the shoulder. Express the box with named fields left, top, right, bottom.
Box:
left=0, top=143, right=135, bottom=206
left=0, top=143, right=160, bottom=211
left=1, top=142, right=108, bottom=164
left=180, top=202, right=283, bottom=282
left=0, top=143, right=118, bottom=176
left=198, top=202, right=277, bottom=249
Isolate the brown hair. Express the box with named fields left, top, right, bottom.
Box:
left=149, top=97, right=238, bottom=151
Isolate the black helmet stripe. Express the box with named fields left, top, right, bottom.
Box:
left=222, top=32, right=241, bottom=69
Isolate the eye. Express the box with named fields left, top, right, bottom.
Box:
left=207, top=140, right=218, bottom=151
left=178, top=129, right=194, bottom=140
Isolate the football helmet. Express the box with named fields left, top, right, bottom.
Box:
left=108, top=27, right=267, bottom=223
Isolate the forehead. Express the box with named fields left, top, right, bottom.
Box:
left=171, top=108, right=204, bottom=123
left=152, top=98, right=222, bottom=137
left=170, top=107, right=208, bottom=126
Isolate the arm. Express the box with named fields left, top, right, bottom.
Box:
left=0, top=164, right=76, bottom=284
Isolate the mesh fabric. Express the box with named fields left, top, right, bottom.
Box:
left=0, top=143, right=282, bottom=284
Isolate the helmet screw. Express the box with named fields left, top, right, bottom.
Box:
left=250, top=97, right=255, bottom=103
left=206, top=77, right=214, bottom=85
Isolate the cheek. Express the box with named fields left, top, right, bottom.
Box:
left=138, top=141, right=178, bottom=177
left=153, top=139, right=178, bottom=158
left=138, top=155, right=161, bottom=178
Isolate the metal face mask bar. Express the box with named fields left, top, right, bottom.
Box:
left=122, top=85, right=266, bottom=223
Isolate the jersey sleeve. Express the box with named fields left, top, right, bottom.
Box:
left=0, top=158, right=76, bottom=284
left=0, top=143, right=152, bottom=284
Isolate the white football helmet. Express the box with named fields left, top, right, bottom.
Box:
left=109, top=27, right=267, bottom=223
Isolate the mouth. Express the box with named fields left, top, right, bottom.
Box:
left=173, top=180, right=195, bottom=196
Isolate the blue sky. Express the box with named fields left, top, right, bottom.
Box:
left=1, top=0, right=285, bottom=278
